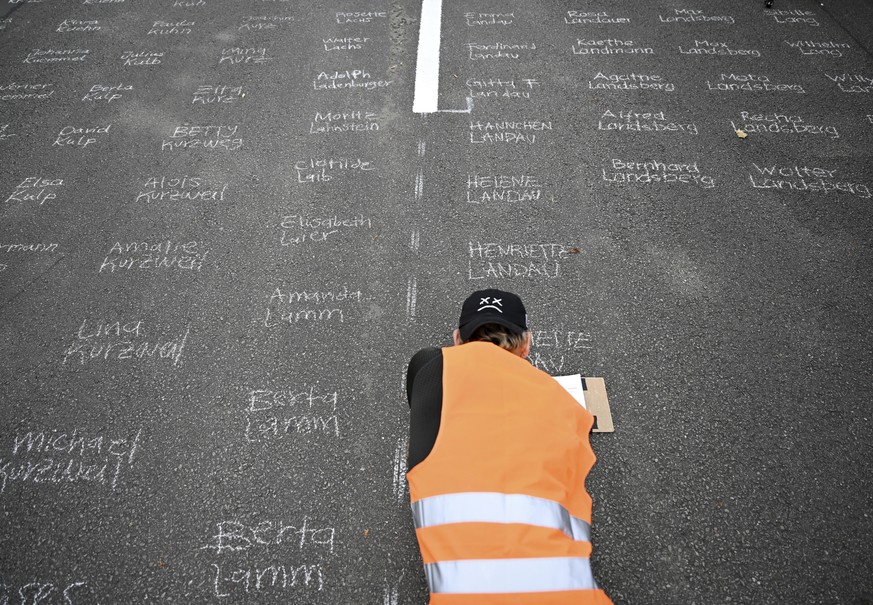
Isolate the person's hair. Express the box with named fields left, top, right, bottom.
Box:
left=464, top=323, right=529, bottom=353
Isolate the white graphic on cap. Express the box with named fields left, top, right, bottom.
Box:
left=478, top=297, right=503, bottom=313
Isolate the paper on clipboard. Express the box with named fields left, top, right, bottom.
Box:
left=554, top=374, right=587, bottom=410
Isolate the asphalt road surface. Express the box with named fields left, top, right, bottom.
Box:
left=1, top=0, right=872, bottom=603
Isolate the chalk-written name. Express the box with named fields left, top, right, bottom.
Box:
left=466, top=77, right=540, bottom=100
left=262, top=286, right=364, bottom=326
left=598, top=109, right=698, bottom=135
left=4, top=177, right=64, bottom=206
left=467, top=174, right=544, bottom=204
left=99, top=240, right=209, bottom=273
left=313, top=69, right=392, bottom=91
left=602, top=159, right=716, bottom=188
left=706, top=73, right=805, bottom=93
left=53, top=124, right=111, bottom=148
left=63, top=319, right=190, bottom=367
left=469, top=120, right=552, bottom=145
left=136, top=176, right=229, bottom=203
left=294, top=157, right=374, bottom=183
left=279, top=214, right=372, bottom=245
left=245, top=387, right=340, bottom=442
left=748, top=163, right=870, bottom=198
left=468, top=241, right=568, bottom=280
left=1, top=426, right=141, bottom=494
left=309, top=110, right=380, bottom=134
left=163, top=124, right=242, bottom=151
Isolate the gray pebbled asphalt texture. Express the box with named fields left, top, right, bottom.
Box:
left=0, top=0, right=871, bottom=603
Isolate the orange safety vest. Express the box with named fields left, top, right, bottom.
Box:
left=407, top=342, right=612, bottom=605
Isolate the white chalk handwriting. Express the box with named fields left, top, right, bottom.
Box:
left=294, top=157, right=374, bottom=183
left=313, top=69, right=392, bottom=91
left=240, top=15, right=293, bottom=31
left=0, top=242, right=58, bottom=253
left=162, top=124, right=242, bottom=151
left=764, top=8, right=819, bottom=26
left=469, top=120, right=551, bottom=145
left=784, top=40, right=848, bottom=57
left=121, top=50, right=164, bottom=66
left=466, top=77, right=540, bottom=101
left=279, top=214, right=372, bottom=246
left=0, top=82, right=55, bottom=101
left=219, top=47, right=273, bottom=66
left=246, top=386, right=340, bottom=442
left=0, top=581, right=93, bottom=604
left=203, top=517, right=335, bottom=596
left=706, top=73, right=805, bottom=93
left=467, top=174, right=544, bottom=204
left=202, top=518, right=336, bottom=554
left=192, top=84, right=244, bottom=104
left=57, top=19, right=100, bottom=32
left=602, top=159, right=716, bottom=189
left=748, top=164, right=870, bottom=198
left=588, top=72, right=675, bottom=92
left=336, top=11, right=385, bottom=24
left=4, top=177, right=64, bottom=206
left=565, top=11, right=630, bottom=25
left=63, top=319, right=190, bottom=367
left=574, top=39, right=653, bottom=55
left=468, top=42, right=536, bottom=61
left=99, top=240, right=209, bottom=273
left=24, top=49, right=90, bottom=64
left=0, top=426, right=142, bottom=494
left=0, top=123, right=16, bottom=141
left=211, top=562, right=325, bottom=597
left=323, top=36, right=370, bottom=52
left=531, top=328, right=593, bottom=351
left=261, top=286, right=364, bottom=326
left=731, top=112, right=838, bottom=138
left=135, top=176, right=228, bottom=203
left=148, top=20, right=193, bottom=35
left=824, top=73, right=873, bottom=93
left=309, top=109, right=380, bottom=134
left=466, top=12, right=514, bottom=26
left=658, top=9, right=735, bottom=24
left=53, top=124, right=111, bottom=148
left=530, top=329, right=595, bottom=372
left=0, top=243, right=58, bottom=275
left=468, top=242, right=567, bottom=280
left=678, top=39, right=760, bottom=57
left=82, top=83, right=132, bottom=103
left=598, top=109, right=698, bottom=135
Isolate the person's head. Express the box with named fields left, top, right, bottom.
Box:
left=452, top=289, right=532, bottom=358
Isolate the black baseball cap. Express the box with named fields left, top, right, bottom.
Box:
left=458, top=289, right=528, bottom=341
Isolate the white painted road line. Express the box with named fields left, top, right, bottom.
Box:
left=413, top=0, right=443, bottom=113
left=392, top=435, right=409, bottom=502
left=414, top=168, right=424, bottom=199
left=406, top=276, right=418, bottom=319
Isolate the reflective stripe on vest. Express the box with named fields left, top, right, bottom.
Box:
left=424, top=557, right=598, bottom=594
left=411, top=492, right=591, bottom=543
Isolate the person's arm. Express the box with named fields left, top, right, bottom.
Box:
left=406, top=348, right=443, bottom=469
left=406, top=347, right=441, bottom=406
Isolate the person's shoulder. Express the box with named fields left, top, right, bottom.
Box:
left=409, top=347, right=442, bottom=365
left=406, top=347, right=443, bottom=382
left=406, top=348, right=443, bottom=402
